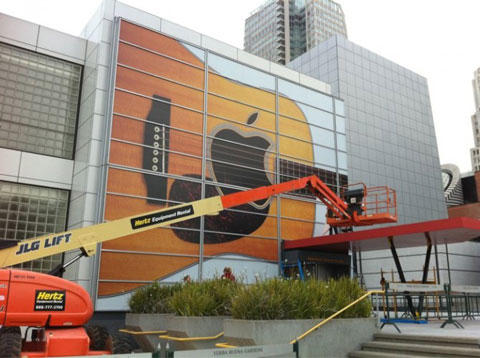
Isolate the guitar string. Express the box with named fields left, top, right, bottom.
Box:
left=146, top=128, right=344, bottom=183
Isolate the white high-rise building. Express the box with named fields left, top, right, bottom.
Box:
left=244, top=0, right=347, bottom=65
left=470, top=68, right=480, bottom=171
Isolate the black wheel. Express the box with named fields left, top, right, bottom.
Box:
left=111, top=332, right=133, bottom=354
left=0, top=326, right=21, bottom=358
left=86, top=325, right=110, bottom=351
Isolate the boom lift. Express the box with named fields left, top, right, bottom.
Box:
left=0, top=175, right=396, bottom=357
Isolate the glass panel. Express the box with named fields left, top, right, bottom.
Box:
left=208, top=73, right=275, bottom=111
left=105, top=173, right=202, bottom=220
left=335, top=99, right=345, bottom=116
left=111, top=114, right=203, bottom=153
left=0, top=181, right=68, bottom=273
left=113, top=90, right=203, bottom=136
left=280, top=197, right=315, bottom=240
left=208, top=53, right=275, bottom=91
left=0, top=43, right=81, bottom=159
left=207, top=96, right=276, bottom=132
left=278, top=79, right=333, bottom=111
left=279, top=99, right=334, bottom=130
left=278, top=135, right=314, bottom=166
left=278, top=116, right=310, bottom=141
left=279, top=159, right=340, bottom=194
left=313, top=145, right=336, bottom=167
left=182, top=43, right=205, bottom=62
left=205, top=153, right=275, bottom=190
left=338, top=151, right=348, bottom=170
left=97, top=252, right=199, bottom=296
left=115, top=66, right=204, bottom=112
left=336, top=115, right=346, bottom=133
left=310, top=127, right=335, bottom=148
left=120, top=21, right=204, bottom=67
left=299, top=103, right=335, bottom=130
left=109, top=140, right=203, bottom=179
left=336, top=133, right=346, bottom=151
left=117, top=42, right=204, bottom=89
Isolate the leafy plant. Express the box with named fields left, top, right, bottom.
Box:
left=128, top=282, right=181, bottom=314
left=169, top=279, right=239, bottom=316
left=128, top=277, right=371, bottom=320
left=231, top=277, right=370, bottom=320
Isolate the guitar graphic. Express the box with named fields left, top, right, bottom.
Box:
left=142, top=98, right=346, bottom=244
left=100, top=20, right=346, bottom=297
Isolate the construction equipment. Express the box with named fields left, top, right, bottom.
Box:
left=0, top=175, right=396, bottom=357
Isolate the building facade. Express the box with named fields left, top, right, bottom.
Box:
left=0, top=2, right=347, bottom=310
left=0, top=18, right=85, bottom=277
left=470, top=68, right=480, bottom=171
left=288, top=36, right=456, bottom=288
left=441, top=164, right=465, bottom=207
left=244, top=0, right=347, bottom=65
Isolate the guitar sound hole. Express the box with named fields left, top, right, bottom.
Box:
left=169, top=175, right=269, bottom=244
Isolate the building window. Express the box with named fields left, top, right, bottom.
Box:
left=0, top=181, right=69, bottom=273
left=0, top=43, right=82, bottom=159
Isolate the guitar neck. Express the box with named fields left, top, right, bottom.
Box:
left=279, top=158, right=347, bottom=197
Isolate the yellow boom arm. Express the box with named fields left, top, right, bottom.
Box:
left=0, top=175, right=317, bottom=268
left=0, top=175, right=397, bottom=268
left=0, top=197, right=223, bottom=268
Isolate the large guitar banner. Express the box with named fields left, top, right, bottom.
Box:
left=98, top=20, right=347, bottom=297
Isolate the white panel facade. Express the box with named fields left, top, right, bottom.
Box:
left=0, top=148, right=21, bottom=180
left=18, top=153, right=74, bottom=189
left=0, top=14, right=39, bottom=49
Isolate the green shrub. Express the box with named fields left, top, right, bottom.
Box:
left=128, top=282, right=181, bottom=314
left=129, top=277, right=371, bottom=320
left=169, top=279, right=239, bottom=316
left=319, top=277, right=371, bottom=318
left=231, top=277, right=370, bottom=320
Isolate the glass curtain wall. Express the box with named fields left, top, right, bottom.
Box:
left=0, top=43, right=81, bottom=159
left=289, top=0, right=307, bottom=62
left=0, top=182, right=69, bottom=272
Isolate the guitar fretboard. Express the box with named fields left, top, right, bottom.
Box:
left=279, top=158, right=348, bottom=197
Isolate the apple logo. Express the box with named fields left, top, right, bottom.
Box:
left=207, top=112, right=275, bottom=208
left=169, top=112, right=276, bottom=244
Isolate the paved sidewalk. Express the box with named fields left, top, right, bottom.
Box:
left=380, top=318, right=480, bottom=337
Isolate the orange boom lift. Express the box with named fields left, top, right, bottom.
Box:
left=0, top=176, right=396, bottom=357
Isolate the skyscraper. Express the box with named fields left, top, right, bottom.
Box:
left=470, top=68, right=480, bottom=171
left=244, top=0, right=347, bottom=65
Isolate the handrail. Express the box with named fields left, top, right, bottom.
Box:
left=119, top=329, right=167, bottom=335
left=289, top=290, right=384, bottom=344
left=216, top=342, right=238, bottom=348
left=159, top=331, right=224, bottom=342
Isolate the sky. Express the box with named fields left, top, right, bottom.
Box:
left=2, top=0, right=479, bottom=172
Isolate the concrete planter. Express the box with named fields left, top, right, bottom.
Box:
left=125, top=314, right=226, bottom=352
left=162, top=315, right=226, bottom=351
left=224, top=318, right=379, bottom=358
left=126, top=314, right=378, bottom=357
left=126, top=313, right=173, bottom=352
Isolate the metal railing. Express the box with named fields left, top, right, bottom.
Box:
left=158, top=331, right=224, bottom=342
left=119, top=329, right=167, bottom=335
left=379, top=282, right=480, bottom=332
left=289, top=290, right=384, bottom=357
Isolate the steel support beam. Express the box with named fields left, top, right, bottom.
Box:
left=388, top=236, right=416, bottom=317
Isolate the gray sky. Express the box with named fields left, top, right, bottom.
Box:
left=2, top=0, right=478, bottom=172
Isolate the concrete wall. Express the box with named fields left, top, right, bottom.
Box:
left=126, top=314, right=378, bottom=357
left=225, top=318, right=377, bottom=358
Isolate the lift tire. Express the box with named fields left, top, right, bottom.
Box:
left=0, top=326, right=21, bottom=358
left=111, top=332, right=133, bottom=354
left=86, top=325, right=110, bottom=350
left=86, top=325, right=111, bottom=351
